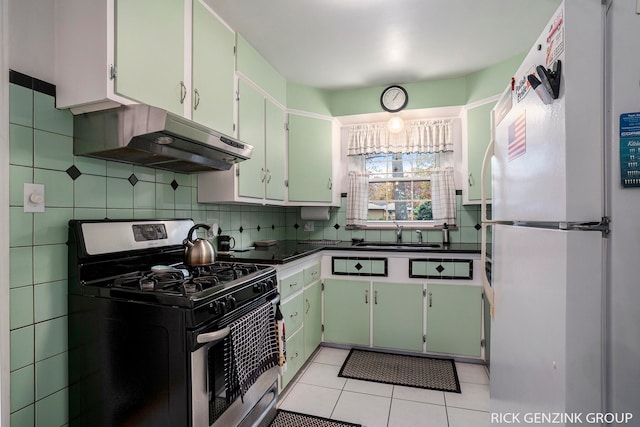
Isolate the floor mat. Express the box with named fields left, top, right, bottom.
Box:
left=338, top=348, right=461, bottom=393
left=269, top=410, right=361, bottom=427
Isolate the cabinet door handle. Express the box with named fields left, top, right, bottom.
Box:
left=266, top=169, right=272, bottom=183
left=468, top=173, right=473, bottom=187
left=261, top=168, right=267, bottom=183
left=290, top=311, right=298, bottom=318
left=429, top=291, right=433, bottom=307
left=193, top=89, right=200, bottom=110
left=365, top=289, right=368, bottom=304
left=305, top=298, right=310, bottom=314
left=289, top=282, right=298, bottom=288
left=180, top=81, right=187, bottom=104
left=374, top=290, right=378, bottom=305
left=328, top=177, right=333, bottom=190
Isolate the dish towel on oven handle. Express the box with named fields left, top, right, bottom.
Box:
left=225, top=301, right=278, bottom=403
left=275, top=305, right=287, bottom=374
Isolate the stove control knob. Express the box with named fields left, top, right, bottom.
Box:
left=225, top=295, right=237, bottom=310
left=266, top=278, right=276, bottom=290
left=210, top=300, right=226, bottom=315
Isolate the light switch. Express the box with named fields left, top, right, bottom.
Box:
left=304, top=221, right=314, bottom=232
left=24, top=183, right=45, bottom=213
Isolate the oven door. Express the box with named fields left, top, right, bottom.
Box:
left=190, top=295, right=279, bottom=427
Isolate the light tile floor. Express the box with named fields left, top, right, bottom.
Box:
left=277, top=347, right=490, bottom=427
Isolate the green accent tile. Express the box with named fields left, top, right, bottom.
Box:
left=191, top=173, right=198, bottom=187
left=73, top=155, right=106, bottom=176
left=10, top=247, right=33, bottom=289
left=11, top=326, right=35, bottom=371
left=459, top=206, right=479, bottom=227
left=10, top=365, right=34, bottom=412
left=10, top=404, right=35, bottom=427
left=35, top=316, right=68, bottom=362
left=33, top=169, right=73, bottom=207
left=156, top=183, right=175, bottom=210
left=156, top=170, right=175, bottom=184
left=34, top=280, right=68, bottom=323
left=10, top=166, right=33, bottom=206
left=33, top=244, right=68, bottom=284
left=107, top=177, right=134, bottom=209
left=10, top=286, right=34, bottom=330
left=175, top=209, right=192, bottom=218
left=73, top=207, right=107, bottom=220
left=36, top=352, right=68, bottom=400
left=10, top=124, right=34, bottom=167
left=460, top=226, right=479, bottom=244
left=191, top=187, right=199, bottom=209
left=133, top=180, right=156, bottom=209
left=33, top=92, right=73, bottom=136
left=9, top=84, right=33, bottom=127
left=106, top=161, right=133, bottom=178
left=133, top=165, right=156, bottom=182
left=155, top=209, right=175, bottom=219
left=33, top=130, right=73, bottom=171
left=74, top=174, right=106, bottom=209
left=35, top=388, right=68, bottom=427
left=33, top=207, right=73, bottom=245
left=174, top=172, right=191, bottom=186
left=107, top=208, right=134, bottom=219
left=10, top=207, right=33, bottom=247
left=175, top=187, right=191, bottom=210
left=133, top=209, right=156, bottom=219
left=364, top=229, right=381, bottom=241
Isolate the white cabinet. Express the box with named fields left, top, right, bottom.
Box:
left=462, top=99, right=497, bottom=204
left=55, top=0, right=235, bottom=132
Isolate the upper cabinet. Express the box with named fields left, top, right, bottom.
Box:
left=55, top=0, right=235, bottom=135
left=463, top=100, right=496, bottom=204
left=191, top=0, right=235, bottom=136
left=288, top=113, right=335, bottom=204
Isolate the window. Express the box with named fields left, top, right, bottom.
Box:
left=366, top=152, right=437, bottom=222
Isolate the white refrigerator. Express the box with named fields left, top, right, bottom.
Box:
left=483, top=1, right=610, bottom=421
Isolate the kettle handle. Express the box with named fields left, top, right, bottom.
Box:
left=187, top=223, right=211, bottom=244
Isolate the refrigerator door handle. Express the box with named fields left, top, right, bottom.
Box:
left=480, top=107, right=497, bottom=314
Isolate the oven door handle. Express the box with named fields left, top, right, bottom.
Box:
left=196, top=294, right=279, bottom=345
left=196, top=326, right=230, bottom=345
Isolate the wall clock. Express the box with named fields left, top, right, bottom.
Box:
left=380, top=85, right=408, bottom=112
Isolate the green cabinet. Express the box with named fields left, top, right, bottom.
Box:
left=466, top=101, right=496, bottom=202
left=288, top=114, right=333, bottom=203
left=115, top=0, right=185, bottom=115
left=192, top=0, right=235, bottom=135
left=323, top=279, right=370, bottom=346
left=238, top=80, right=266, bottom=199
left=426, top=283, right=482, bottom=357
left=280, top=328, right=304, bottom=389
left=303, top=280, right=323, bottom=359
left=372, top=282, right=423, bottom=351
left=237, top=79, right=286, bottom=201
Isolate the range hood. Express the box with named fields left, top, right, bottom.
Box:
left=73, top=104, right=253, bottom=172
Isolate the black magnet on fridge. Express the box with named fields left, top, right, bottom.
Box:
left=528, top=60, right=562, bottom=105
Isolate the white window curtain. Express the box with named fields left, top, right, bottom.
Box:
left=346, top=118, right=456, bottom=226
left=347, top=119, right=454, bottom=155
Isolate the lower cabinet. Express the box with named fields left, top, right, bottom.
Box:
left=426, top=283, right=482, bottom=357
left=280, top=328, right=304, bottom=388
left=323, top=279, right=370, bottom=346
left=303, top=280, right=322, bottom=359
left=372, top=282, right=423, bottom=351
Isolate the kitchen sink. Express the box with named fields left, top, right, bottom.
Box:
left=354, top=242, right=441, bottom=249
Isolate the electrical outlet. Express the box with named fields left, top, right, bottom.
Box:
left=303, top=221, right=314, bottom=232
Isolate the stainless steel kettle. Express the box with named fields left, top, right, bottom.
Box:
left=183, top=223, right=215, bottom=266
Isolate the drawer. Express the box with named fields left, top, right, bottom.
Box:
left=303, top=262, right=321, bottom=285
left=331, top=256, right=388, bottom=276
left=280, top=293, right=304, bottom=334
left=409, top=258, right=473, bottom=280
left=279, top=271, right=304, bottom=299
left=280, top=328, right=304, bottom=389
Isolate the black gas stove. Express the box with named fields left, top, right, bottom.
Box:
left=67, top=219, right=280, bottom=427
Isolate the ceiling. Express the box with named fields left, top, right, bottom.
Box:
left=204, top=0, right=563, bottom=91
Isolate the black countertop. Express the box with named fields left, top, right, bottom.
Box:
left=216, top=240, right=482, bottom=265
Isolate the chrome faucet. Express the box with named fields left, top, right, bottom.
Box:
left=394, top=221, right=403, bottom=243
left=416, top=230, right=423, bottom=244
